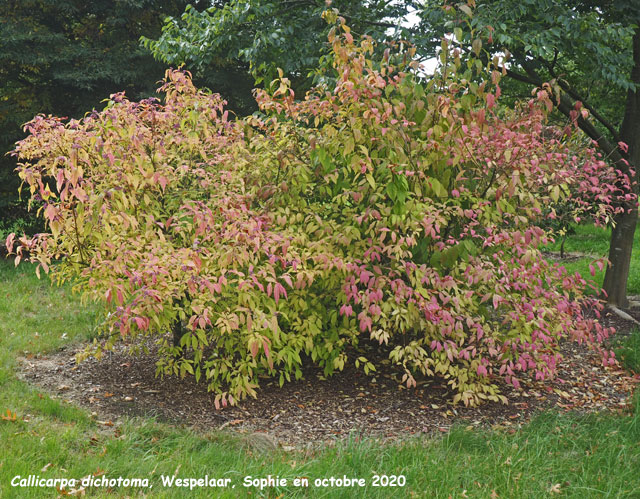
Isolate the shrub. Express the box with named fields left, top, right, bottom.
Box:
left=7, top=18, right=634, bottom=407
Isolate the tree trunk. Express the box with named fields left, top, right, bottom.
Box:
left=602, top=29, right=640, bottom=307
left=602, top=207, right=638, bottom=307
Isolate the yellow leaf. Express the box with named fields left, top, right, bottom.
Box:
left=549, top=483, right=561, bottom=494
left=366, top=174, right=376, bottom=189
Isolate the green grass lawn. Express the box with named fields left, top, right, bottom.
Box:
left=1, top=256, right=640, bottom=498
left=543, top=224, right=640, bottom=295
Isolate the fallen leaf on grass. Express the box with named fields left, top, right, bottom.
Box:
left=1, top=409, right=18, bottom=421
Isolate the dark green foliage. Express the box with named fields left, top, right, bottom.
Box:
left=146, top=1, right=638, bottom=116
left=143, top=0, right=417, bottom=88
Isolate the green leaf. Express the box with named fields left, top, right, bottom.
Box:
left=429, top=178, right=447, bottom=198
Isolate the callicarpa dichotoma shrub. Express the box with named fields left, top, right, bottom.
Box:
left=7, top=16, right=635, bottom=408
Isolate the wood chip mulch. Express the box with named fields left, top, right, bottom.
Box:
left=17, top=302, right=640, bottom=448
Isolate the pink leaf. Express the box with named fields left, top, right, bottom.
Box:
left=492, top=294, right=500, bottom=309
left=249, top=340, right=259, bottom=358
left=359, top=314, right=372, bottom=332
left=282, top=274, right=293, bottom=288
left=340, top=304, right=353, bottom=317
left=5, top=233, right=15, bottom=254
left=56, top=170, right=65, bottom=191
left=263, top=339, right=273, bottom=369
left=158, top=175, right=168, bottom=192
left=486, top=93, right=495, bottom=109
left=274, top=282, right=287, bottom=304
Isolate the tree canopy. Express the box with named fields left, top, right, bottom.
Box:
left=143, top=0, right=417, bottom=86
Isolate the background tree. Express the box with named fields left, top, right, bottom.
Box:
left=146, top=0, right=640, bottom=306
left=142, top=0, right=419, bottom=91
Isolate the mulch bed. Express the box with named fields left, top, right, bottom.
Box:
left=17, top=303, right=640, bottom=448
